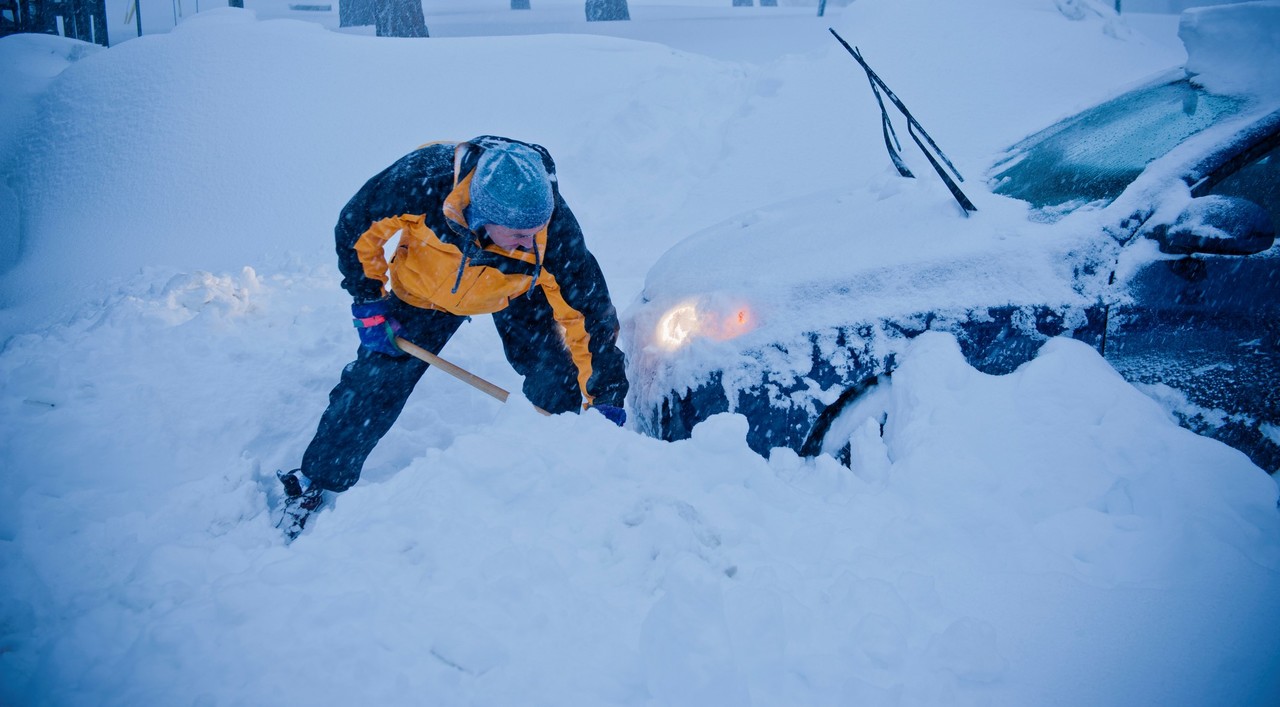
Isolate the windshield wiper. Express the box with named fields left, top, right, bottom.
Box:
left=830, top=28, right=977, bottom=215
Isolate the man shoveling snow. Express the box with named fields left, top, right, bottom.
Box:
left=279, top=136, right=630, bottom=539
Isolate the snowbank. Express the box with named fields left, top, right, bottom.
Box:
left=1180, top=0, right=1280, bottom=99
left=3, top=268, right=1277, bottom=705
left=0, top=35, right=101, bottom=275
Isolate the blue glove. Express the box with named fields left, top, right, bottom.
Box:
left=593, top=404, right=626, bottom=427
left=351, top=299, right=405, bottom=357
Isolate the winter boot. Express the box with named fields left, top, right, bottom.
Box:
left=276, top=468, right=323, bottom=541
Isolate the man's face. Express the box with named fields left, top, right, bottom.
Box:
left=486, top=223, right=544, bottom=252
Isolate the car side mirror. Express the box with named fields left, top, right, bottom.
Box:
left=1146, top=195, right=1276, bottom=256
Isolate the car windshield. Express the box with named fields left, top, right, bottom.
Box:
left=989, top=78, right=1245, bottom=212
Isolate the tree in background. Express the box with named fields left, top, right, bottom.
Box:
left=341, top=0, right=376, bottom=27
left=341, top=0, right=427, bottom=36
left=375, top=0, right=428, bottom=36
left=586, top=0, right=628, bottom=21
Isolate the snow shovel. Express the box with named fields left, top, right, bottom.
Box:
left=394, top=336, right=551, bottom=416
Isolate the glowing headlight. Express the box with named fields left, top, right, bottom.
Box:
left=656, top=304, right=699, bottom=350
left=654, top=300, right=755, bottom=350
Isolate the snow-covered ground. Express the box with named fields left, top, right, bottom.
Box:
left=2, top=1, right=1278, bottom=705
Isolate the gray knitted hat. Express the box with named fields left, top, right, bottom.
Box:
left=468, top=142, right=555, bottom=230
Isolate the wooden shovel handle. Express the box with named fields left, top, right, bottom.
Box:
left=394, top=337, right=551, bottom=416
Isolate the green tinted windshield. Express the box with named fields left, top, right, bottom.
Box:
left=990, top=79, right=1244, bottom=211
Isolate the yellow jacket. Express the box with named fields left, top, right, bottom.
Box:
left=334, top=137, right=628, bottom=408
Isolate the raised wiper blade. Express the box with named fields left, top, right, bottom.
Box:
left=830, top=28, right=977, bottom=214
left=867, top=68, right=914, bottom=179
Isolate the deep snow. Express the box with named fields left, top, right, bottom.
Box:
left=2, top=2, right=1279, bottom=705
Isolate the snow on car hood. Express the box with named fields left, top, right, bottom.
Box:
left=630, top=176, right=1111, bottom=355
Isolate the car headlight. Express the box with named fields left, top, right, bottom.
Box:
left=655, top=299, right=755, bottom=350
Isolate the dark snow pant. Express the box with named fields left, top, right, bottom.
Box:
left=301, top=291, right=583, bottom=492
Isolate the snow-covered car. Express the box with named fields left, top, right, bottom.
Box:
left=623, top=7, right=1280, bottom=472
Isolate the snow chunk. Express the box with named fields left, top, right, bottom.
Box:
left=1180, top=1, right=1280, bottom=99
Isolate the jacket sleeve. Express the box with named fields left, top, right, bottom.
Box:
left=337, top=215, right=415, bottom=302
left=540, top=194, right=630, bottom=408
left=335, top=147, right=452, bottom=302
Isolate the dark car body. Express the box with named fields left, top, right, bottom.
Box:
left=623, top=73, right=1280, bottom=472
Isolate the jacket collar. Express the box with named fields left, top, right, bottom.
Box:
left=439, top=140, right=550, bottom=294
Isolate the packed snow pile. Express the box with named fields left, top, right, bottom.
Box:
left=0, top=34, right=102, bottom=274
left=1179, top=0, right=1280, bottom=99
left=3, top=272, right=1277, bottom=705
